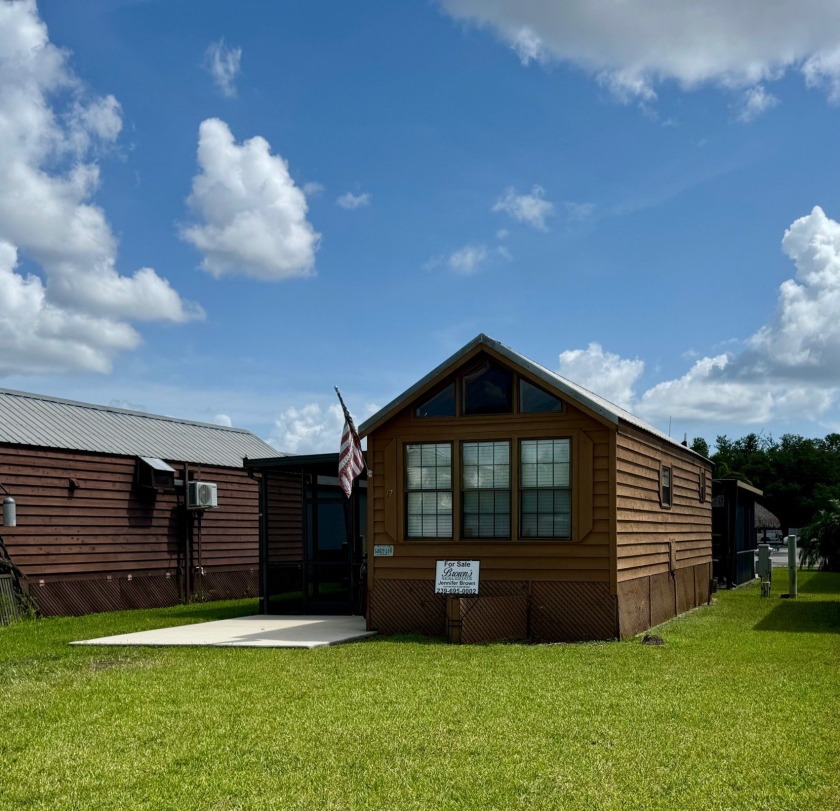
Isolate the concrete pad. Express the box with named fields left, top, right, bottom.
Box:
left=71, top=614, right=376, bottom=649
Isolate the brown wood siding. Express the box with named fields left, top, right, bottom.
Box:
left=615, top=426, right=713, bottom=583
left=265, top=470, right=303, bottom=564
left=366, top=399, right=613, bottom=586
left=0, top=444, right=259, bottom=592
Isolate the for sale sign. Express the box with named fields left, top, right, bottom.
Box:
left=434, top=560, right=480, bottom=595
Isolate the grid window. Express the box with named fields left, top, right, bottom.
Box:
left=405, top=443, right=452, bottom=538
left=520, top=439, right=571, bottom=538
left=462, top=441, right=510, bottom=538
left=661, top=465, right=672, bottom=508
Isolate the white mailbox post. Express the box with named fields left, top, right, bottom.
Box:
left=757, top=544, right=772, bottom=597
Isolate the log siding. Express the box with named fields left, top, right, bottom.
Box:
left=615, top=426, right=713, bottom=583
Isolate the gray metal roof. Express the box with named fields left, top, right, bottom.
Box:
left=0, top=388, right=279, bottom=468
left=359, top=334, right=705, bottom=457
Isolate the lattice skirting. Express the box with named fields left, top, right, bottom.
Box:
left=367, top=578, right=447, bottom=636
left=31, top=567, right=258, bottom=616
left=368, top=579, right=618, bottom=642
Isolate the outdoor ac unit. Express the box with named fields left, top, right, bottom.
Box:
left=187, top=481, right=218, bottom=510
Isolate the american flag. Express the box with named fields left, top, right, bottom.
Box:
left=336, top=387, right=365, bottom=498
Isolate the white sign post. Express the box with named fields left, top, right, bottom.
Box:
left=434, top=560, right=480, bottom=596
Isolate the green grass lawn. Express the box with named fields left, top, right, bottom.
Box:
left=1, top=572, right=838, bottom=811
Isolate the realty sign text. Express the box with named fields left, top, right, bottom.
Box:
left=435, top=560, right=480, bottom=595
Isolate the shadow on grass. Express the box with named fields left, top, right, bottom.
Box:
left=754, top=600, right=840, bottom=634
left=798, top=571, right=840, bottom=595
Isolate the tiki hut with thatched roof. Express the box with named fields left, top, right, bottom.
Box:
left=755, top=502, right=781, bottom=542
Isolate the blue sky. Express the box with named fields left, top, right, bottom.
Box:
left=4, top=0, right=840, bottom=453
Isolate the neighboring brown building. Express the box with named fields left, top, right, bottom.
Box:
left=0, top=389, right=278, bottom=616
left=358, top=334, right=713, bottom=642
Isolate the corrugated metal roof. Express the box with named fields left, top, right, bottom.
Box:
left=0, top=388, right=280, bottom=468
left=359, top=334, right=706, bottom=458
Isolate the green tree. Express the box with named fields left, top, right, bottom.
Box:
left=690, top=436, right=710, bottom=458
left=711, top=432, right=840, bottom=533
left=799, top=500, right=840, bottom=571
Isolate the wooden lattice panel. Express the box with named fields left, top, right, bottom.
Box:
left=34, top=576, right=125, bottom=616
left=367, top=579, right=446, bottom=636
left=459, top=595, right=528, bottom=644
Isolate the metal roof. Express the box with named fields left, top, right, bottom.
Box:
left=0, top=388, right=279, bottom=468
left=359, top=334, right=706, bottom=458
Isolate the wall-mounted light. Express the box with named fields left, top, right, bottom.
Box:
left=1, top=483, right=16, bottom=527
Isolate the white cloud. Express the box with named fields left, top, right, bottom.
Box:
left=336, top=191, right=371, bottom=210
left=303, top=181, right=324, bottom=197
left=0, top=241, right=139, bottom=375
left=557, top=343, right=644, bottom=410
left=448, top=244, right=489, bottom=274
left=736, top=85, right=779, bottom=122
left=181, top=118, right=319, bottom=280
left=0, top=0, right=200, bottom=376
left=492, top=185, right=554, bottom=230
left=269, top=402, right=345, bottom=454
left=640, top=207, right=840, bottom=425
left=803, top=47, right=840, bottom=102
left=745, top=206, right=840, bottom=377
left=269, top=400, right=377, bottom=454
left=213, top=413, right=233, bottom=427
left=553, top=208, right=840, bottom=429
left=204, top=39, right=241, bottom=98
left=441, top=0, right=840, bottom=106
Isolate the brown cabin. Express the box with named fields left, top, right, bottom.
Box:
left=358, top=334, right=713, bottom=642
left=0, top=389, right=278, bottom=616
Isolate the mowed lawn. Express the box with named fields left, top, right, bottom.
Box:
left=1, top=572, right=838, bottom=811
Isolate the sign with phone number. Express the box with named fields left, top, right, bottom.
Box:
left=435, top=560, right=480, bottom=595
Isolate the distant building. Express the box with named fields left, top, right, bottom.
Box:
left=0, top=389, right=278, bottom=615
left=712, top=478, right=763, bottom=588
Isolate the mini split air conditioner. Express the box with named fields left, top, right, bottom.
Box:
left=187, top=481, right=218, bottom=510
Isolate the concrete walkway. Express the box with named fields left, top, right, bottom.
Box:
left=72, top=615, right=376, bottom=649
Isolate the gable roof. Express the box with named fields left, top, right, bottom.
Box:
left=0, top=388, right=279, bottom=468
left=359, top=334, right=704, bottom=457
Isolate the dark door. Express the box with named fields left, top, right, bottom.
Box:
left=303, top=475, right=365, bottom=613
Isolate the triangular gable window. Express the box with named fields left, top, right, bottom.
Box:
left=416, top=383, right=456, bottom=417
left=519, top=379, right=563, bottom=413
